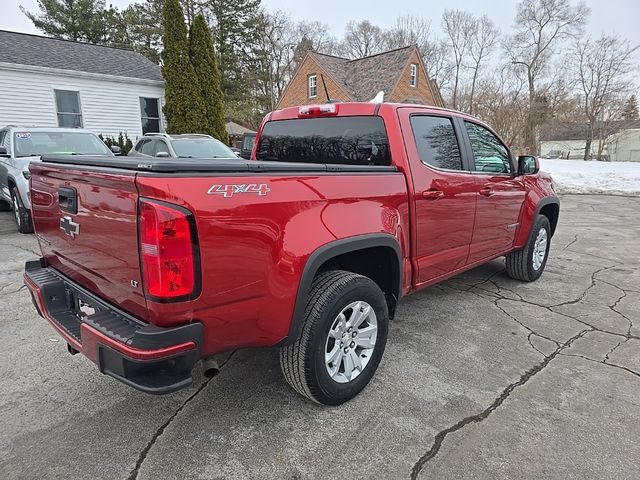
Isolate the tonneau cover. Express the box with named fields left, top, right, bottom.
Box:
left=41, top=155, right=398, bottom=173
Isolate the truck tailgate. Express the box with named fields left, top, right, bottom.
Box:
left=29, top=163, right=147, bottom=320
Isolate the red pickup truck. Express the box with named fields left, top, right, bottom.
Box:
left=24, top=102, right=559, bottom=405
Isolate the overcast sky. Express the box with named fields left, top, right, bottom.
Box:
left=2, top=0, right=639, bottom=46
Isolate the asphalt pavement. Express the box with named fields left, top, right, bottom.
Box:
left=1, top=194, right=639, bottom=479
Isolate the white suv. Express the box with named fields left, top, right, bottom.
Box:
left=0, top=126, right=115, bottom=233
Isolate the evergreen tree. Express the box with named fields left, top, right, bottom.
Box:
left=21, top=0, right=114, bottom=43
left=206, top=0, right=263, bottom=122
left=622, top=95, right=639, bottom=121
left=162, top=0, right=207, bottom=134
left=189, top=14, right=229, bottom=143
left=120, top=0, right=164, bottom=63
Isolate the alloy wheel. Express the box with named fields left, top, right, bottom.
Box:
left=324, top=301, right=378, bottom=383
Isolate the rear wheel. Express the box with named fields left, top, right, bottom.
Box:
left=505, top=215, right=551, bottom=282
left=280, top=270, right=389, bottom=405
left=11, top=187, right=33, bottom=234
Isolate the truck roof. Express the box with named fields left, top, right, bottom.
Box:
left=268, top=101, right=471, bottom=121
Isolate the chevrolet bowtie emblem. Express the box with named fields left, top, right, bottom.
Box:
left=60, top=216, right=80, bottom=238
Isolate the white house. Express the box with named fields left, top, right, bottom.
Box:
left=540, top=120, right=640, bottom=161
left=0, top=30, right=165, bottom=140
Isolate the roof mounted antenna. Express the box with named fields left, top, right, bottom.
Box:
left=320, top=74, right=332, bottom=103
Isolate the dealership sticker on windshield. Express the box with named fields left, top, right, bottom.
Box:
left=16, top=132, right=31, bottom=139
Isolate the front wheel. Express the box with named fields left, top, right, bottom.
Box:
left=505, top=215, right=551, bottom=282
left=11, top=187, right=33, bottom=234
left=280, top=270, right=389, bottom=405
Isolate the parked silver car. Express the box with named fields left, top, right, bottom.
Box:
left=0, top=126, right=116, bottom=233
left=128, top=133, right=239, bottom=159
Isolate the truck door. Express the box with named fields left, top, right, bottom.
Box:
left=398, top=108, right=477, bottom=285
left=461, top=120, right=526, bottom=262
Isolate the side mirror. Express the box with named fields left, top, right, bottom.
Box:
left=0, top=146, right=8, bottom=157
left=110, top=145, right=121, bottom=154
left=518, top=155, right=539, bottom=175
left=156, top=151, right=170, bottom=158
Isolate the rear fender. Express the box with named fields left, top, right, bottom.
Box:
left=281, top=233, right=402, bottom=346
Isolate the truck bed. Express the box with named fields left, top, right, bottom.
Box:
left=29, top=155, right=408, bottom=356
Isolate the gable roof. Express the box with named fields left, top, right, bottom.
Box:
left=541, top=120, right=640, bottom=141
left=226, top=121, right=255, bottom=136
left=0, top=30, right=163, bottom=82
left=309, top=45, right=418, bottom=101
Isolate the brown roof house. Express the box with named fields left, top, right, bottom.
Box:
left=277, top=45, right=444, bottom=109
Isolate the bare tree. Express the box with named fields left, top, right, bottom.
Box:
left=385, top=14, right=431, bottom=49
left=441, top=9, right=476, bottom=110
left=570, top=34, right=639, bottom=159
left=467, top=16, right=500, bottom=115
left=256, top=10, right=298, bottom=110
left=507, top=0, right=590, bottom=154
left=384, top=15, right=451, bottom=93
left=475, top=65, right=529, bottom=150
left=342, top=20, right=385, bottom=58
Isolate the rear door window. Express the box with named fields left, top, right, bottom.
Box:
left=256, top=116, right=391, bottom=165
left=410, top=115, right=463, bottom=171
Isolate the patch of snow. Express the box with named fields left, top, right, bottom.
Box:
left=539, top=158, right=640, bottom=196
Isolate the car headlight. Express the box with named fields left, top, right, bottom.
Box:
left=22, top=171, right=31, bottom=180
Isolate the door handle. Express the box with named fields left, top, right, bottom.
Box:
left=479, top=186, right=494, bottom=197
left=422, top=189, right=444, bottom=200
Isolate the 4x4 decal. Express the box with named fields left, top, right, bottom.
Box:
left=207, top=183, right=270, bottom=198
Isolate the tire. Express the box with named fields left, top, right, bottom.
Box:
left=0, top=199, right=10, bottom=211
left=280, top=270, right=389, bottom=405
left=11, top=187, right=33, bottom=234
left=505, top=215, right=551, bottom=282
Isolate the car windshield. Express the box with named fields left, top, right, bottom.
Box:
left=170, top=137, right=237, bottom=158
left=13, top=131, right=111, bottom=157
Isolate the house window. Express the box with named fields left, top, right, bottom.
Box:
left=140, top=97, right=161, bottom=134
left=410, top=64, right=417, bottom=87
left=54, top=90, right=83, bottom=128
left=308, top=75, right=317, bottom=98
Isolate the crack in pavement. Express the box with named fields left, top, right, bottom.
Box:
left=411, top=257, right=639, bottom=478
left=3, top=243, right=40, bottom=256
left=562, top=234, right=579, bottom=251
left=468, top=270, right=639, bottom=344
left=409, top=328, right=591, bottom=479
left=560, top=351, right=640, bottom=380
left=0, top=283, right=26, bottom=295
left=127, top=351, right=236, bottom=480
left=550, top=265, right=612, bottom=309
left=454, top=282, right=560, bottom=355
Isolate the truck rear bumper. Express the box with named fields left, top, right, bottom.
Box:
left=24, top=260, right=203, bottom=394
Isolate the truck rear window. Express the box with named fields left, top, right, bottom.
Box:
left=256, top=116, right=391, bottom=166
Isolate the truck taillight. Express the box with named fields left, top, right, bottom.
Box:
left=139, top=199, right=199, bottom=300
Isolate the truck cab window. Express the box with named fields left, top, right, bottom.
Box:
left=465, top=122, right=512, bottom=174
left=410, top=115, right=463, bottom=170
left=256, top=116, right=391, bottom=166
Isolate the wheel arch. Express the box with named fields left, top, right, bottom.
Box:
left=538, top=200, right=559, bottom=237
left=282, top=234, right=403, bottom=346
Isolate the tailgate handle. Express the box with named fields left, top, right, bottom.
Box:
left=58, top=187, right=78, bottom=214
